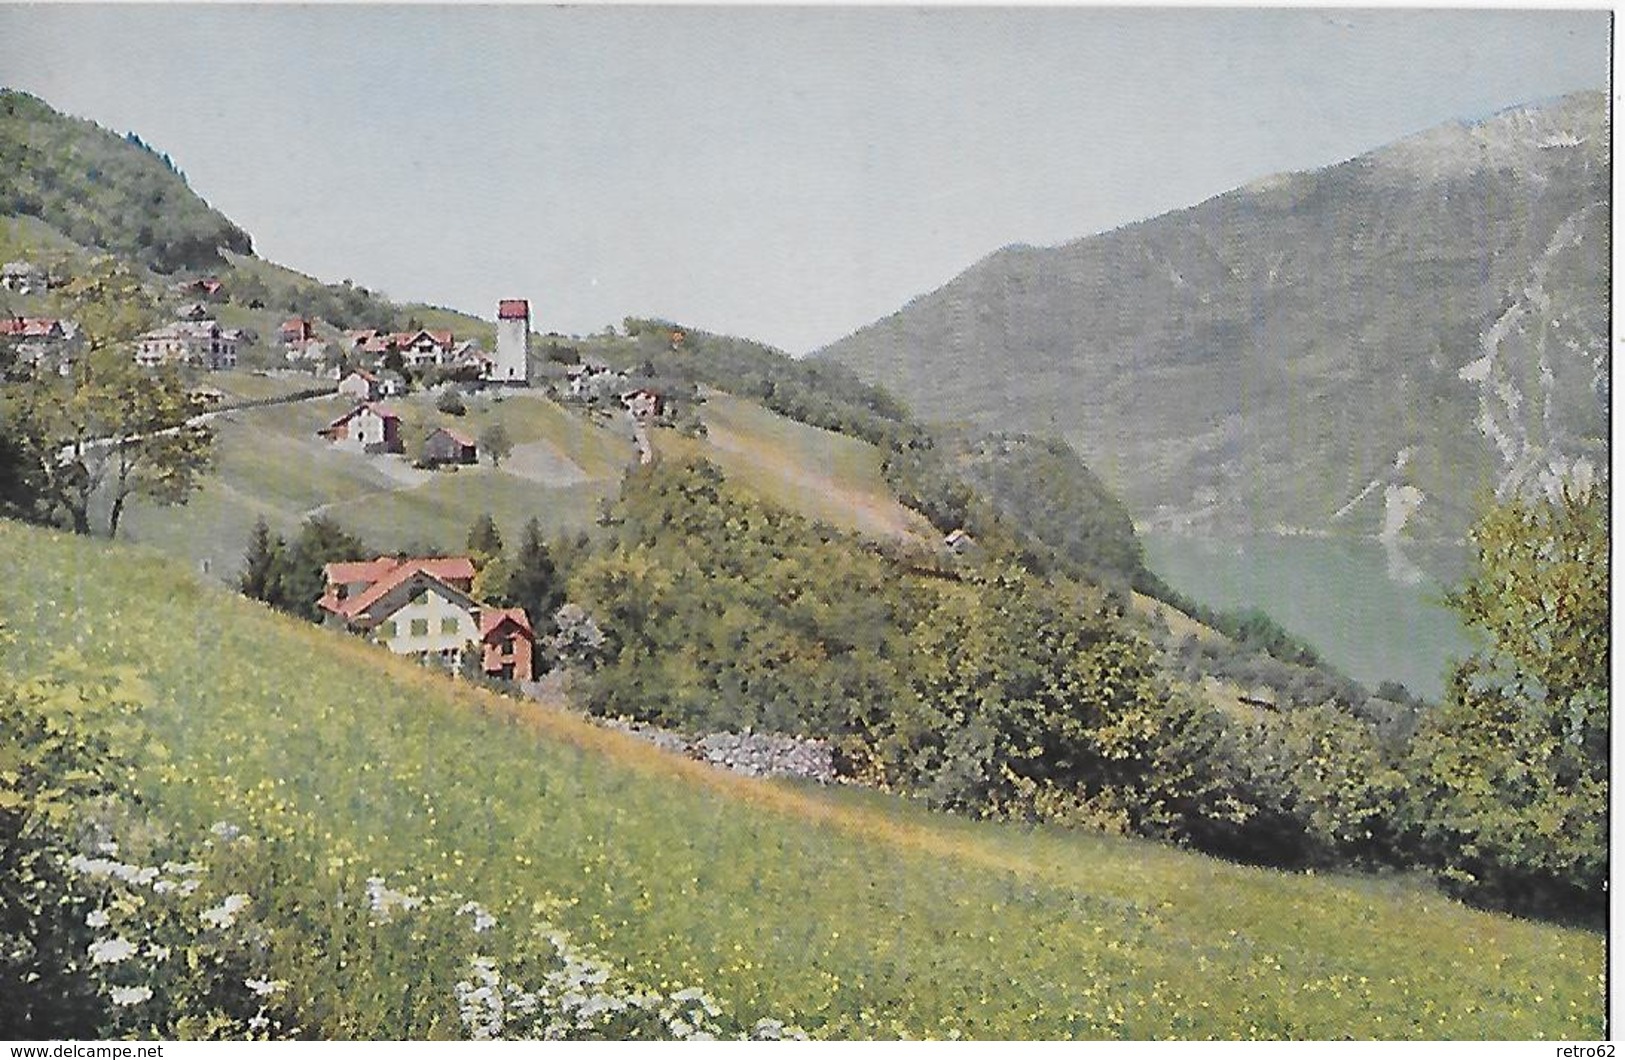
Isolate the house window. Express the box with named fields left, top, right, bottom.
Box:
left=413, top=590, right=429, bottom=606
left=441, top=617, right=459, bottom=635
left=409, top=618, right=429, bottom=637
left=377, top=620, right=396, bottom=639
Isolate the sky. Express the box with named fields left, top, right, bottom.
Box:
left=0, top=6, right=1610, bottom=354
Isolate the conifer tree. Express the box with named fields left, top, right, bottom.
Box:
left=466, top=512, right=503, bottom=564
left=239, top=516, right=284, bottom=603
left=503, top=517, right=564, bottom=633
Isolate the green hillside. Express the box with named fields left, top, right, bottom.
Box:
left=0, top=518, right=1603, bottom=1039
left=117, top=390, right=636, bottom=577
left=0, top=90, right=252, bottom=273
left=116, top=384, right=936, bottom=580
left=660, top=390, right=936, bottom=544
left=817, top=92, right=1609, bottom=542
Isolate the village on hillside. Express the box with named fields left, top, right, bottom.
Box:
left=0, top=261, right=708, bottom=694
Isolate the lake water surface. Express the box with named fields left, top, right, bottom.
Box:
left=1141, top=534, right=1478, bottom=702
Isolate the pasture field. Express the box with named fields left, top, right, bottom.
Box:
left=663, top=390, right=935, bottom=543
left=0, top=519, right=1602, bottom=1040
left=118, top=389, right=635, bottom=579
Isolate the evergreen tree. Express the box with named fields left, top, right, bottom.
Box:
left=503, top=517, right=564, bottom=633
left=239, top=516, right=285, bottom=603
left=466, top=512, right=503, bottom=564
left=271, top=516, right=369, bottom=620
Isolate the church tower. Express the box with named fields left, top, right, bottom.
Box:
left=495, top=299, right=530, bottom=384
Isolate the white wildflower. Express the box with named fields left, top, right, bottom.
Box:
left=365, top=875, right=423, bottom=921
left=108, top=985, right=152, bottom=1007
left=113, top=864, right=160, bottom=887
left=162, top=861, right=203, bottom=875
left=247, top=1011, right=270, bottom=1032
left=152, top=879, right=175, bottom=895
left=85, top=909, right=109, bottom=929
left=210, top=821, right=242, bottom=841
left=201, top=893, right=251, bottom=929
left=177, top=879, right=201, bottom=897
left=457, top=901, right=497, bottom=933
left=67, top=855, right=119, bottom=879
left=245, top=976, right=285, bottom=997
left=145, top=944, right=171, bottom=962
left=96, top=840, right=119, bottom=856
left=89, top=937, right=138, bottom=965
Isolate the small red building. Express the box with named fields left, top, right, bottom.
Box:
left=480, top=607, right=536, bottom=682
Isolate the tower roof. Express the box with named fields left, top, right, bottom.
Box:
left=497, top=299, right=530, bottom=320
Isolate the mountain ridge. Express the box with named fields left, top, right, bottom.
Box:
left=816, top=90, right=1609, bottom=542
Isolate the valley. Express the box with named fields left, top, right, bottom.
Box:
left=0, top=67, right=1607, bottom=1043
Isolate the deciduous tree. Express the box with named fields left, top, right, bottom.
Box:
left=1403, top=479, right=1608, bottom=920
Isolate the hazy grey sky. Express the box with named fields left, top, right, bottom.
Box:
left=0, top=6, right=1609, bottom=353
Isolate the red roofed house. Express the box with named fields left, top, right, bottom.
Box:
left=280, top=316, right=316, bottom=345
left=337, top=369, right=380, bottom=402
left=318, top=556, right=481, bottom=668
left=480, top=607, right=537, bottom=682
left=0, top=316, right=79, bottom=376
left=0, top=316, right=66, bottom=342
left=347, top=329, right=391, bottom=358
left=317, top=402, right=403, bottom=453
left=393, top=329, right=456, bottom=369
left=422, top=425, right=478, bottom=466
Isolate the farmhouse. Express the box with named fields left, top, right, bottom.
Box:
left=337, top=369, right=381, bottom=402
left=174, top=276, right=226, bottom=300
left=284, top=338, right=329, bottom=366
left=318, top=556, right=536, bottom=680
left=0, top=316, right=66, bottom=344
left=0, top=316, right=79, bottom=376
left=317, top=402, right=403, bottom=453
left=450, top=340, right=494, bottom=377
left=347, top=329, right=392, bottom=358
left=944, top=528, right=978, bottom=555
left=422, top=425, right=478, bottom=466
left=394, top=329, right=456, bottom=369
left=567, top=362, right=629, bottom=400
left=318, top=556, right=481, bottom=668
left=280, top=316, right=316, bottom=346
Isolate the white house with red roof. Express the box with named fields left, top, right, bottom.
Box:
left=494, top=299, right=529, bottom=384
left=394, top=329, right=456, bottom=368
left=318, top=556, right=536, bottom=679
left=317, top=402, right=403, bottom=453
left=319, top=556, right=482, bottom=667
left=337, top=369, right=381, bottom=402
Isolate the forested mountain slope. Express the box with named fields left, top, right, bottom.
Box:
left=818, top=92, right=1609, bottom=541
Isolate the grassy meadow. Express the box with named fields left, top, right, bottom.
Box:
left=662, top=390, right=934, bottom=544
left=0, top=518, right=1603, bottom=1039
left=117, top=389, right=635, bottom=576
left=119, top=385, right=929, bottom=582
